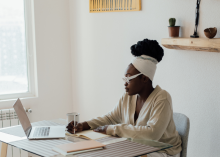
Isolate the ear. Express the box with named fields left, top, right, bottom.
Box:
left=142, top=75, right=150, bottom=83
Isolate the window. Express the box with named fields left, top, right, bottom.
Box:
left=0, top=0, right=37, bottom=100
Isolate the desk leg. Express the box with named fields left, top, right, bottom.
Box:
left=0, top=143, right=8, bottom=157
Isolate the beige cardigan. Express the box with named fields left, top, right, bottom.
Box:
left=87, top=85, right=182, bottom=155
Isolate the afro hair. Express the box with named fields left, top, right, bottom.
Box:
left=130, top=39, right=164, bottom=62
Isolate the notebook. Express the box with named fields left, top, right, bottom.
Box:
left=52, top=140, right=106, bottom=156
left=65, top=130, right=110, bottom=140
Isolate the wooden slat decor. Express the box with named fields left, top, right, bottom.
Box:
left=89, top=0, right=141, bottom=13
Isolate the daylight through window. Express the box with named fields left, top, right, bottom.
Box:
left=0, top=0, right=29, bottom=95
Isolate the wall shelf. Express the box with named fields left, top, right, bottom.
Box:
left=161, top=38, right=220, bottom=53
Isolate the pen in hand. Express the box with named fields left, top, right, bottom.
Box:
left=66, top=121, right=90, bottom=134
left=74, top=115, right=76, bottom=134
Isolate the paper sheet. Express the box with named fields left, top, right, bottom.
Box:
left=65, top=130, right=110, bottom=140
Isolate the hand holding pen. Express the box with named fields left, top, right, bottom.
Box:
left=66, top=121, right=83, bottom=134
left=74, top=115, right=75, bottom=134
left=66, top=121, right=91, bottom=134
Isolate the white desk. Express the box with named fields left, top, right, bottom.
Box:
left=0, top=119, right=172, bottom=157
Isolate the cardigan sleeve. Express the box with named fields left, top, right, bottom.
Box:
left=106, top=99, right=172, bottom=140
left=86, top=95, right=123, bottom=130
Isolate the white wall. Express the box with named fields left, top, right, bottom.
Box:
left=0, top=0, right=73, bottom=122
left=69, top=0, right=220, bottom=157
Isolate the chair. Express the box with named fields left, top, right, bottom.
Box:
left=173, top=112, right=190, bottom=157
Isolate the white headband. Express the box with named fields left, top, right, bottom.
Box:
left=132, top=55, right=158, bottom=81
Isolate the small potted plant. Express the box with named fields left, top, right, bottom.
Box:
left=168, top=18, right=180, bottom=37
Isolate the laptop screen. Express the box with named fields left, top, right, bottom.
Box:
left=13, top=98, right=32, bottom=137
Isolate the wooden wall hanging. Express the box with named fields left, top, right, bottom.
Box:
left=89, top=0, right=141, bottom=13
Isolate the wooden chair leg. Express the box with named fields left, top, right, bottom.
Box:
left=0, top=143, right=8, bottom=157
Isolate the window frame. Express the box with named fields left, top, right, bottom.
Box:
left=0, top=0, right=38, bottom=100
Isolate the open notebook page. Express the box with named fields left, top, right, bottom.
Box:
left=65, top=130, right=110, bottom=140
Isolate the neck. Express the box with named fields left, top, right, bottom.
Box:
left=137, top=84, right=154, bottom=103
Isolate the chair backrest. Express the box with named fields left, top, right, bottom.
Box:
left=173, top=112, right=190, bottom=157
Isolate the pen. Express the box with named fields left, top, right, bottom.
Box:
left=74, top=114, right=75, bottom=134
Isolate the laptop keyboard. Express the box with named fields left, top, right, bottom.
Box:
left=33, top=127, right=50, bottom=137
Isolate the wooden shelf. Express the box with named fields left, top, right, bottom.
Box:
left=161, top=38, right=220, bottom=52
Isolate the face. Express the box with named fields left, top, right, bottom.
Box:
left=124, top=64, right=148, bottom=95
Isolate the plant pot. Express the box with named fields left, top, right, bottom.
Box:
left=168, top=26, right=180, bottom=37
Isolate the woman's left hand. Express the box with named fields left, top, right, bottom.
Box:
left=93, top=125, right=109, bottom=134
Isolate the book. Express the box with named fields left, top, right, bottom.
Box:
left=65, top=130, right=110, bottom=140
left=52, top=147, right=104, bottom=156
left=52, top=140, right=105, bottom=156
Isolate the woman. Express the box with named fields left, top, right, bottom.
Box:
left=67, top=39, right=182, bottom=157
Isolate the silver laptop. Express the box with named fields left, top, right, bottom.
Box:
left=13, top=98, right=65, bottom=139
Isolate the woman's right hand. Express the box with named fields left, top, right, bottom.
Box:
left=66, top=121, right=91, bottom=134
left=66, top=121, right=83, bottom=134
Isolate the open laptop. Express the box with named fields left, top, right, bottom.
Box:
left=13, top=98, right=65, bottom=139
